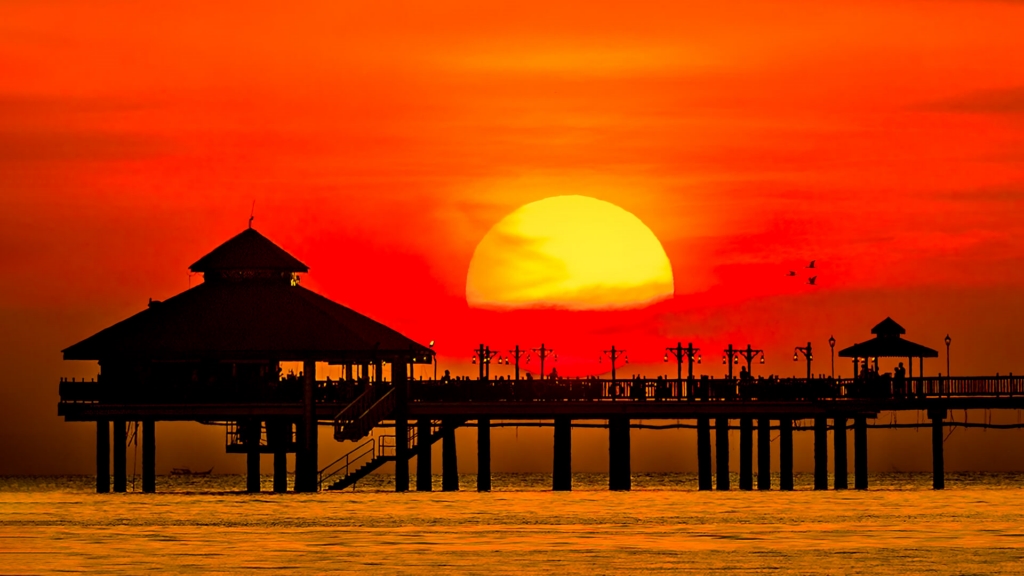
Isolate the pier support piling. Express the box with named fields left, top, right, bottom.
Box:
left=757, top=418, right=771, bottom=491
left=553, top=417, right=572, bottom=491
left=478, top=418, right=491, bottom=492
left=739, top=418, right=753, bottom=490
left=394, top=363, right=410, bottom=493
left=442, top=419, right=459, bottom=492
left=779, top=419, right=793, bottom=491
left=609, top=417, right=631, bottom=490
left=814, top=417, right=829, bottom=490
left=715, top=417, right=730, bottom=491
left=697, top=417, right=712, bottom=491
left=142, top=419, right=156, bottom=493
left=930, top=409, right=945, bottom=490
left=295, top=360, right=318, bottom=492
left=96, top=420, right=109, bottom=494
left=273, top=451, right=288, bottom=493
left=113, top=419, right=127, bottom=493
left=417, top=419, right=433, bottom=492
left=834, top=417, right=848, bottom=490
left=854, top=417, right=868, bottom=490
left=244, top=419, right=261, bottom=493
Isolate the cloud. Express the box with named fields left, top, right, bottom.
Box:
left=928, top=86, right=1024, bottom=115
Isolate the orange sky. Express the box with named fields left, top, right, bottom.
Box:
left=4, top=0, right=1024, bottom=474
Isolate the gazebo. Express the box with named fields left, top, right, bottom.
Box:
left=838, top=317, right=938, bottom=378
left=61, top=227, right=433, bottom=494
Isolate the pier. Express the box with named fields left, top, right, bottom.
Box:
left=57, top=228, right=1024, bottom=493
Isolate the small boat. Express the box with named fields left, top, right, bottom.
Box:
left=170, top=467, right=214, bottom=476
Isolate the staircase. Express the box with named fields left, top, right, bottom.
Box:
left=320, top=420, right=464, bottom=491
left=334, top=386, right=396, bottom=442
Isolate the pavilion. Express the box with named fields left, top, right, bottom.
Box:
left=838, top=317, right=938, bottom=378
left=61, top=227, right=432, bottom=494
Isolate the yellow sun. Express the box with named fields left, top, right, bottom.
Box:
left=466, top=195, right=674, bottom=310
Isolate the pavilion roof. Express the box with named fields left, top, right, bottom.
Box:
left=190, top=228, right=308, bottom=273
left=64, top=229, right=431, bottom=363
left=838, top=317, right=938, bottom=359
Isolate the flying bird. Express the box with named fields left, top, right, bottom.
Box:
left=807, top=276, right=817, bottom=285
left=787, top=271, right=797, bottom=277
left=807, top=260, right=816, bottom=269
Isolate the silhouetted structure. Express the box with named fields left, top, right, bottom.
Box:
left=59, top=228, right=432, bottom=494
left=59, top=236, right=1024, bottom=496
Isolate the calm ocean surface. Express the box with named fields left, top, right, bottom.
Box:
left=2, top=473, right=1024, bottom=574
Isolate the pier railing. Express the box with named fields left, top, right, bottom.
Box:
left=58, top=374, right=1024, bottom=407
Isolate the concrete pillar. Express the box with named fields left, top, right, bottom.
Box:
left=268, top=419, right=290, bottom=493
left=757, top=418, right=771, bottom=490
left=930, top=409, right=945, bottom=490
left=395, top=417, right=409, bottom=493
left=779, top=419, right=794, bottom=491
left=854, top=416, right=868, bottom=490
left=273, top=452, right=288, bottom=493
left=296, top=360, right=318, bottom=492
left=553, top=417, right=571, bottom=491
left=142, top=419, right=156, bottom=493
left=96, top=420, right=110, bottom=494
left=697, top=417, right=712, bottom=491
left=739, top=418, right=753, bottom=490
left=416, top=419, right=433, bottom=491
left=608, top=417, right=631, bottom=491
left=113, top=419, right=127, bottom=493
left=442, top=419, right=459, bottom=491
left=243, top=420, right=261, bottom=493
left=715, top=417, right=730, bottom=491
left=814, top=417, right=829, bottom=490
left=478, top=418, right=491, bottom=492
left=834, top=417, right=848, bottom=490
left=394, top=362, right=409, bottom=493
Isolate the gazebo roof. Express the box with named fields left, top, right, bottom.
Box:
left=190, top=228, right=308, bottom=273
left=64, top=229, right=431, bottom=363
left=838, top=317, right=938, bottom=359
left=871, top=317, right=906, bottom=336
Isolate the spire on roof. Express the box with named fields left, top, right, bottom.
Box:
left=190, top=229, right=308, bottom=283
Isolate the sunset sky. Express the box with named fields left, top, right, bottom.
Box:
left=4, top=0, right=1024, bottom=475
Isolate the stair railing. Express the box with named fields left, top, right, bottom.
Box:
left=318, top=436, right=375, bottom=490
left=334, top=387, right=397, bottom=441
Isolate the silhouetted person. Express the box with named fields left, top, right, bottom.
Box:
left=440, top=369, right=452, bottom=386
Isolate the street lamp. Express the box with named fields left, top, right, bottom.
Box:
left=429, top=340, right=437, bottom=381
left=945, top=334, right=951, bottom=378
left=602, top=346, right=626, bottom=382
left=828, top=335, right=836, bottom=379
left=794, top=342, right=813, bottom=380
left=509, top=345, right=528, bottom=381
left=532, top=344, right=555, bottom=380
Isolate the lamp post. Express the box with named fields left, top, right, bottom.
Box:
left=472, top=344, right=497, bottom=380
left=430, top=340, right=437, bottom=381
left=509, top=345, right=527, bottom=381
left=737, top=344, right=765, bottom=376
left=532, top=344, right=556, bottom=380
left=794, top=342, right=813, bottom=380
left=602, top=346, right=627, bottom=382
left=945, top=334, right=951, bottom=378
left=666, top=342, right=701, bottom=399
left=828, top=335, right=836, bottom=379
left=722, top=344, right=741, bottom=379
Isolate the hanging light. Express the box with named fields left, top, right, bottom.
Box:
left=624, top=356, right=630, bottom=364
left=472, top=357, right=477, bottom=364
left=734, top=356, right=739, bottom=365
left=760, top=355, right=765, bottom=364
left=664, top=354, right=669, bottom=363
left=793, top=353, right=799, bottom=362
left=697, top=355, right=702, bottom=364
left=722, top=355, right=726, bottom=365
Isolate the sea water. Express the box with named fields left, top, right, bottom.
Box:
left=2, top=473, right=1024, bottom=574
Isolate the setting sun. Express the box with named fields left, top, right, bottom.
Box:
left=466, top=195, right=674, bottom=310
